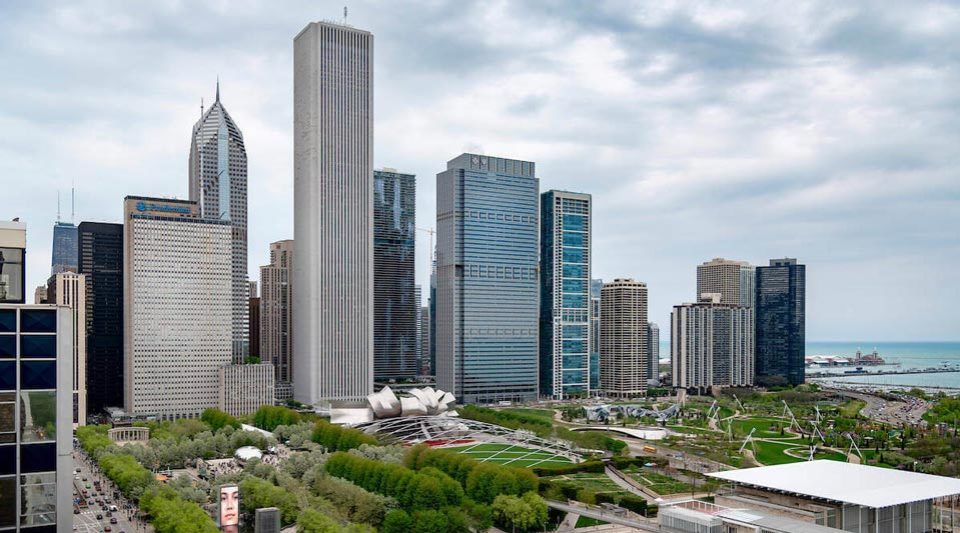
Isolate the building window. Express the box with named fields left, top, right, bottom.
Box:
left=20, top=391, right=56, bottom=442
left=20, top=335, right=56, bottom=358
left=0, top=310, right=14, bottom=333
left=20, top=310, right=56, bottom=333
left=0, top=336, right=14, bottom=358
left=20, top=361, right=56, bottom=390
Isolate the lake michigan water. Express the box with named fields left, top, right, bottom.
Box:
left=658, top=340, right=960, bottom=389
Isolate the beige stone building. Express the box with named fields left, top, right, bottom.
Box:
left=697, top=257, right=755, bottom=306
left=599, top=278, right=648, bottom=398
left=46, top=272, right=87, bottom=426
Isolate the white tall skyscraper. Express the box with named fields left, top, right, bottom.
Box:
left=293, top=22, right=374, bottom=405
left=189, top=82, right=249, bottom=363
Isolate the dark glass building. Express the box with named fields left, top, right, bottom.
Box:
left=77, top=222, right=124, bottom=413
left=50, top=222, right=77, bottom=276
left=754, top=258, right=805, bottom=387
left=373, top=169, right=418, bottom=381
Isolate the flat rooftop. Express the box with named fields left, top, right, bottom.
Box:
left=708, top=460, right=960, bottom=508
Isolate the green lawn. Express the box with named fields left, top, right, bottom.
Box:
left=543, top=472, right=626, bottom=495
left=500, top=408, right=556, bottom=421
left=751, top=440, right=848, bottom=466
left=621, top=467, right=698, bottom=494
left=576, top=516, right=608, bottom=527
left=443, top=443, right=573, bottom=467
left=731, top=417, right=794, bottom=439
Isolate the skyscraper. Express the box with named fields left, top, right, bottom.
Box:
left=77, top=221, right=124, bottom=413
left=755, top=258, right=806, bottom=387
left=671, top=296, right=754, bottom=392
left=647, top=322, right=660, bottom=385
left=540, top=190, right=591, bottom=399
left=419, top=305, right=431, bottom=376
left=249, top=281, right=261, bottom=360
left=123, top=197, right=232, bottom=419
left=429, top=258, right=437, bottom=376
left=189, top=82, right=249, bottom=363
left=600, top=278, right=648, bottom=398
left=590, top=279, right=602, bottom=392
left=436, top=154, right=539, bottom=403
left=293, top=22, right=374, bottom=405
left=373, top=168, right=417, bottom=381
left=696, top=258, right=753, bottom=305
left=46, top=272, right=87, bottom=426
left=260, top=240, right=294, bottom=390
left=51, top=221, right=78, bottom=276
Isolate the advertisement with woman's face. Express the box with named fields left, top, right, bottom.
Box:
left=219, top=484, right=240, bottom=530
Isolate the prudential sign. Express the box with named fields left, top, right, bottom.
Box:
left=136, top=202, right=192, bottom=215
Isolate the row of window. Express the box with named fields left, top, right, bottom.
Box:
left=0, top=361, right=57, bottom=391
left=0, top=309, right=56, bottom=334
left=0, top=335, right=56, bottom=358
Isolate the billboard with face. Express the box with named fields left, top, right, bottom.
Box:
left=219, top=484, right=240, bottom=530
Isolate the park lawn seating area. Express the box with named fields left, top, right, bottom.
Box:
left=442, top=442, right=573, bottom=468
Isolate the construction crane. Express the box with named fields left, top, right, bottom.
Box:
left=417, top=226, right=436, bottom=261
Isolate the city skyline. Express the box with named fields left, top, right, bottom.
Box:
left=3, top=2, right=959, bottom=341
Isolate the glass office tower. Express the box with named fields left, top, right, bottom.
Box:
left=50, top=222, right=77, bottom=276
left=755, top=258, right=805, bottom=387
left=540, top=190, right=591, bottom=399
left=436, top=154, right=539, bottom=403
left=373, top=169, right=418, bottom=381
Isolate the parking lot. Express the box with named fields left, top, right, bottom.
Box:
left=72, top=449, right=151, bottom=533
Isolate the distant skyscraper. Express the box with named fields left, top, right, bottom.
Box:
left=46, top=272, right=87, bottom=426
left=647, top=322, right=660, bottom=385
left=77, top=221, right=124, bottom=413
left=540, top=190, right=591, bottom=399
left=123, top=197, right=232, bottom=419
left=436, top=154, right=539, bottom=403
left=373, top=168, right=417, bottom=381
left=739, top=265, right=756, bottom=308
left=600, top=278, right=648, bottom=398
left=671, top=295, right=754, bottom=392
left=755, top=258, right=806, bottom=387
left=218, top=363, right=275, bottom=417
left=33, top=286, right=46, bottom=304
left=414, top=285, right=422, bottom=373
left=697, top=258, right=753, bottom=305
left=293, top=22, right=374, bottom=405
left=429, top=258, right=437, bottom=376
left=419, top=305, right=431, bottom=375
left=189, top=81, right=249, bottom=363
left=51, top=221, right=78, bottom=275
left=590, top=279, right=602, bottom=392
left=260, top=240, right=294, bottom=387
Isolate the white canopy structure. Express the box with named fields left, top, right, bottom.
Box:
left=331, top=386, right=457, bottom=425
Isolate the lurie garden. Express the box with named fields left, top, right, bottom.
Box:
left=74, top=385, right=960, bottom=533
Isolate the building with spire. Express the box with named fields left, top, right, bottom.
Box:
left=189, top=81, right=249, bottom=363
left=51, top=189, right=78, bottom=275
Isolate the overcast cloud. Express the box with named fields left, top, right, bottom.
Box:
left=1, top=0, right=958, bottom=341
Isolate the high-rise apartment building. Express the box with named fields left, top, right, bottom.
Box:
left=50, top=221, right=78, bottom=276
left=45, top=273, right=86, bottom=426
left=189, top=82, right=249, bottom=363
left=589, top=279, right=601, bottom=392
left=373, top=169, right=417, bottom=381
left=77, top=222, right=124, bottom=413
left=540, top=190, right=591, bottom=399
left=0, top=304, right=74, bottom=532
left=419, top=306, right=431, bottom=375
left=739, top=265, right=756, bottom=308
left=123, top=197, right=232, bottom=419
left=755, top=258, right=805, bottom=387
left=436, top=154, right=539, bottom=403
left=293, top=22, right=374, bottom=405
left=429, top=261, right=437, bottom=376
left=671, top=296, right=754, bottom=392
left=0, top=221, right=26, bottom=304
left=260, top=240, right=294, bottom=388
left=249, top=288, right=261, bottom=360
left=697, top=258, right=754, bottom=306
left=600, top=278, right=648, bottom=398
left=647, top=322, right=660, bottom=385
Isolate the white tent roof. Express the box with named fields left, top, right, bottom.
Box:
left=708, top=460, right=960, bottom=508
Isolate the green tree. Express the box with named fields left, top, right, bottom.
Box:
left=297, top=508, right=342, bottom=533
left=201, top=408, right=240, bottom=431
left=381, top=509, right=413, bottom=533
left=491, top=492, right=548, bottom=532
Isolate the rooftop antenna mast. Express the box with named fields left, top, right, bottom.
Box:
left=343, top=6, right=348, bottom=23
left=56, top=190, right=61, bottom=223
left=71, top=180, right=75, bottom=223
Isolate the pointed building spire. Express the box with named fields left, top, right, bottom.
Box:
left=216, top=76, right=220, bottom=103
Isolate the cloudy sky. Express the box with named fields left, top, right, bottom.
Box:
left=2, top=1, right=958, bottom=342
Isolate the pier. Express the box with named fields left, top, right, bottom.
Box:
left=807, top=367, right=960, bottom=379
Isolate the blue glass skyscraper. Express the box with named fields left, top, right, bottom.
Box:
left=50, top=221, right=77, bottom=275
left=540, top=190, right=591, bottom=399
left=436, top=154, right=539, bottom=403
left=755, top=258, right=805, bottom=386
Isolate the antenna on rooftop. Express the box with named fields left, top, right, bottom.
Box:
left=343, top=6, right=348, bottom=23
left=71, top=181, right=75, bottom=223
left=56, top=190, right=61, bottom=223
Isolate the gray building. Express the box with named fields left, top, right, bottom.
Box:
left=600, top=278, right=648, bottom=398
left=671, top=295, right=754, bottom=392
left=218, top=363, right=275, bottom=417
left=260, top=240, right=294, bottom=388
left=697, top=258, right=754, bottom=306
left=373, top=169, right=417, bottom=382
left=436, top=154, right=539, bottom=403
left=123, top=197, right=232, bottom=419
left=540, top=190, right=592, bottom=399
left=293, top=22, right=374, bottom=405
left=755, top=258, right=805, bottom=387
left=647, top=322, right=660, bottom=385
left=189, top=82, right=249, bottom=363
left=0, top=221, right=26, bottom=305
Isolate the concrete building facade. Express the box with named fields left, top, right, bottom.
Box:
left=0, top=221, right=26, bottom=305
left=123, top=197, right=232, bottom=419
left=671, top=296, right=754, bottom=392
left=260, top=240, right=294, bottom=388
left=697, top=258, right=754, bottom=306
left=647, top=322, right=660, bottom=385
left=218, top=363, right=275, bottom=417
left=599, top=278, right=648, bottom=398
left=293, top=22, right=374, bottom=405
left=45, top=273, right=86, bottom=426
left=436, top=154, right=539, bottom=403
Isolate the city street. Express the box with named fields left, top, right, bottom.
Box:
left=72, top=448, right=152, bottom=533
